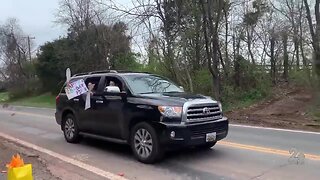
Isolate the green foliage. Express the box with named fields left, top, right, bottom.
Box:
left=183, top=65, right=272, bottom=112
left=234, top=56, right=272, bottom=90
left=222, top=86, right=271, bottom=112
left=35, top=39, right=69, bottom=94
left=0, top=92, right=9, bottom=102
left=8, top=78, right=41, bottom=99
left=289, top=69, right=313, bottom=87
left=6, top=60, right=41, bottom=99
left=307, top=92, right=320, bottom=122
left=192, top=69, right=212, bottom=96
left=142, top=54, right=169, bottom=77
left=222, top=58, right=272, bottom=111
left=36, top=22, right=134, bottom=94
left=113, top=53, right=143, bottom=71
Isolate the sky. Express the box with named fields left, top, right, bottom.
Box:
left=0, top=0, right=131, bottom=49
left=0, top=0, right=66, bottom=48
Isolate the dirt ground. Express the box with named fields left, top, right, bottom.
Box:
left=0, top=138, right=59, bottom=180
left=227, top=83, right=320, bottom=132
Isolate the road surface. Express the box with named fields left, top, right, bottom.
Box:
left=0, top=106, right=319, bottom=180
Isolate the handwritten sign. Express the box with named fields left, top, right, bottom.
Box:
left=65, top=79, right=88, bottom=100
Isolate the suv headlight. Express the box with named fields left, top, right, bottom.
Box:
left=218, top=101, right=222, bottom=112
left=158, top=106, right=182, bottom=118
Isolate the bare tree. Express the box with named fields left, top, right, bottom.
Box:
left=56, top=0, right=108, bottom=35
left=282, top=30, right=289, bottom=81
left=303, top=0, right=320, bottom=76
left=0, top=18, right=33, bottom=86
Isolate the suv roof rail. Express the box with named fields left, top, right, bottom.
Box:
left=71, top=70, right=151, bottom=77
left=89, top=70, right=118, bottom=74
left=72, top=72, right=88, bottom=77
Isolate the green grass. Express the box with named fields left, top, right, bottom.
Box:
left=0, top=92, right=9, bottom=102
left=223, top=88, right=271, bottom=112
left=224, top=98, right=261, bottom=112
left=5, top=93, right=56, bottom=108
left=313, top=112, right=320, bottom=122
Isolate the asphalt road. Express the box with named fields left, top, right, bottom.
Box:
left=0, top=106, right=319, bottom=180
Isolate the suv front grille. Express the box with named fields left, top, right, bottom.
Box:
left=187, top=104, right=222, bottom=123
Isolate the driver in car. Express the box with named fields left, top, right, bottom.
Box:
left=105, top=81, right=120, bottom=92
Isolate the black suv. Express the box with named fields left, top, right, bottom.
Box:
left=55, top=70, right=228, bottom=163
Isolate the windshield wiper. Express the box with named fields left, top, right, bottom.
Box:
left=138, top=92, right=159, bottom=94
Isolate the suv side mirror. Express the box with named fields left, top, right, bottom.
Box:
left=179, top=86, right=184, bottom=91
left=104, top=86, right=121, bottom=93
left=102, top=89, right=127, bottom=101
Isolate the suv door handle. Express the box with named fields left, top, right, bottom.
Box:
left=73, top=98, right=79, bottom=102
left=96, top=100, right=104, bottom=104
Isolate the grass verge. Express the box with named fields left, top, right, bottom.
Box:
left=0, top=92, right=9, bottom=102
left=2, top=92, right=55, bottom=108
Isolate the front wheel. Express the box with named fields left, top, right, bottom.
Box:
left=130, top=122, right=163, bottom=164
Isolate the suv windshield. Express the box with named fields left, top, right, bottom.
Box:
left=123, top=74, right=184, bottom=94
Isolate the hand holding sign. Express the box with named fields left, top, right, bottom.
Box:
left=65, top=68, right=94, bottom=110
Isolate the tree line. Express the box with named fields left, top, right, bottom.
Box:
left=0, top=0, right=319, bottom=105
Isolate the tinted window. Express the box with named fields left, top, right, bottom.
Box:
left=123, top=74, right=183, bottom=94
left=85, top=77, right=101, bottom=91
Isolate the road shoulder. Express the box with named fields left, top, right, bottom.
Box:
left=0, top=137, right=58, bottom=180
left=0, top=136, right=109, bottom=180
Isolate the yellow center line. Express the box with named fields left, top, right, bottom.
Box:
left=1, top=109, right=320, bottom=161
left=218, top=141, right=320, bottom=161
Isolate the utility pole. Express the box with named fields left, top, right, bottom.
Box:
left=26, top=36, right=35, bottom=61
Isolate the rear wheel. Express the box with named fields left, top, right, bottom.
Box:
left=62, top=114, right=81, bottom=143
left=130, top=122, right=163, bottom=164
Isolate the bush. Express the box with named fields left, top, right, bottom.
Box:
left=192, top=70, right=212, bottom=96
left=289, top=69, right=316, bottom=88
left=8, top=78, right=42, bottom=99
left=113, top=53, right=144, bottom=71
left=219, top=60, right=272, bottom=111
left=5, top=60, right=43, bottom=99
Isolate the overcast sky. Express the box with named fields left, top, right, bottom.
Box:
left=0, top=0, right=131, bottom=49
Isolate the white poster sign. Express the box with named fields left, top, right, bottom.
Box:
left=65, top=79, right=88, bottom=100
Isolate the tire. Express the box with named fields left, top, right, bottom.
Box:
left=62, top=114, right=81, bottom=143
left=130, top=122, right=163, bottom=164
left=198, top=141, right=217, bottom=150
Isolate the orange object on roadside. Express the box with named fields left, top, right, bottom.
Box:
left=6, top=154, right=33, bottom=180
left=6, top=154, right=25, bottom=169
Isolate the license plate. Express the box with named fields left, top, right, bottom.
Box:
left=206, top=132, right=216, bottom=142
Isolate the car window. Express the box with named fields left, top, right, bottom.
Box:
left=104, top=76, right=124, bottom=92
left=85, top=77, right=101, bottom=92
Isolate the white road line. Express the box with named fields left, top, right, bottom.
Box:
left=230, top=124, right=320, bottom=135
left=2, top=107, right=320, bottom=135
left=0, top=132, right=128, bottom=180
